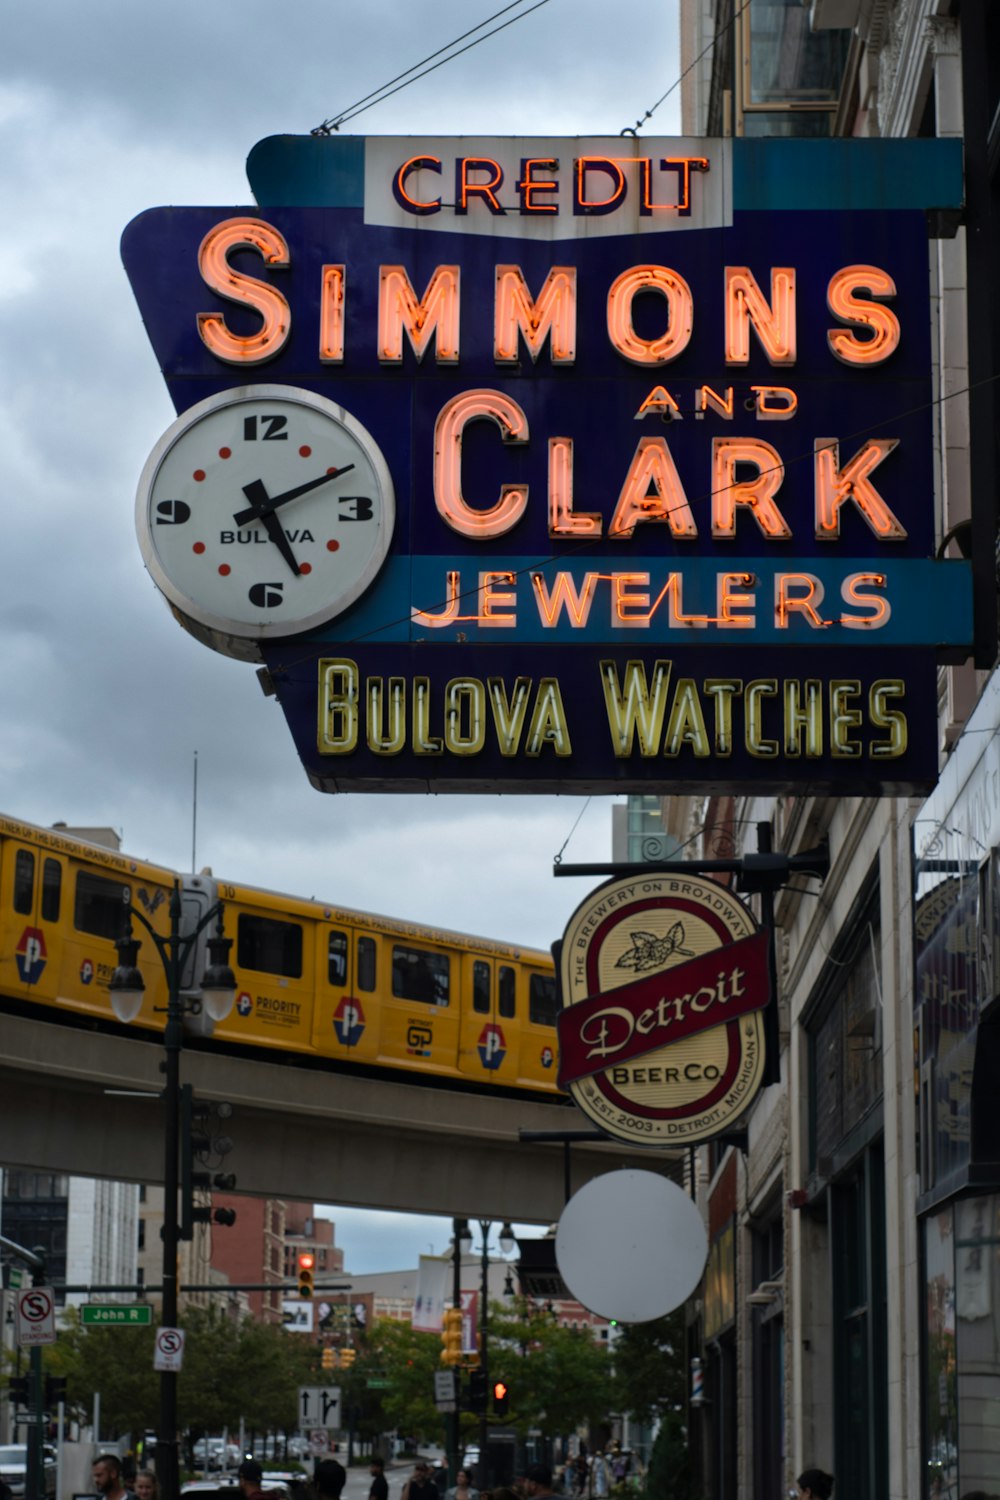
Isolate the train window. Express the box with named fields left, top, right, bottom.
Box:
left=74, top=871, right=129, bottom=939
left=13, top=850, right=34, bottom=914
left=392, top=945, right=450, bottom=1006
left=529, top=972, right=558, bottom=1027
left=41, top=859, right=61, bottom=923
left=499, top=965, right=516, bottom=1019
left=357, top=935, right=376, bottom=992
left=238, top=913, right=303, bottom=978
left=328, top=930, right=348, bottom=987
left=473, top=960, right=490, bottom=1014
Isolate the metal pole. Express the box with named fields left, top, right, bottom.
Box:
left=449, top=1220, right=462, bottom=1484
left=158, top=885, right=184, bottom=1500
left=478, top=1222, right=490, bottom=1487
left=27, top=1248, right=47, bottom=1500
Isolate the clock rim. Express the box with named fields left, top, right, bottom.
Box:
left=135, top=383, right=396, bottom=641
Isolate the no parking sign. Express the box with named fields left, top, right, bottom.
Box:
left=15, top=1286, right=56, bottom=1346
left=153, top=1327, right=185, bottom=1371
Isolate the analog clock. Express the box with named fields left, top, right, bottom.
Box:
left=135, top=385, right=395, bottom=659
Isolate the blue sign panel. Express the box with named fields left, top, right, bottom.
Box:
left=122, top=135, right=968, bottom=793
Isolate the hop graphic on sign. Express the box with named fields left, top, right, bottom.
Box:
left=615, top=922, right=695, bottom=973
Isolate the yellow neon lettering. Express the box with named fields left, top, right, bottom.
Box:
left=525, top=680, right=572, bottom=756
left=318, top=660, right=358, bottom=753
left=745, top=680, right=779, bottom=757
left=752, top=385, right=797, bottom=420
left=366, top=678, right=406, bottom=755
left=434, top=390, right=529, bottom=538
left=704, top=680, right=742, bottom=755
left=783, top=680, right=823, bottom=757
left=830, top=681, right=863, bottom=758
left=697, top=385, right=734, bottom=420
left=663, top=680, right=711, bottom=757
left=488, top=678, right=534, bottom=755
left=444, top=680, right=486, bottom=755
left=869, top=680, right=907, bottom=757
left=601, top=660, right=673, bottom=757
left=196, top=217, right=290, bottom=365
left=635, top=386, right=682, bottom=420
left=614, top=574, right=651, bottom=624
left=413, top=679, right=444, bottom=755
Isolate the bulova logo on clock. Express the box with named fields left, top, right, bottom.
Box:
left=556, top=872, right=770, bottom=1144
left=135, top=385, right=395, bottom=660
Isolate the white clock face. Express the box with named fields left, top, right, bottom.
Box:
left=136, top=386, right=395, bottom=642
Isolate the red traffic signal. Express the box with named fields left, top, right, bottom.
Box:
left=297, top=1252, right=316, bottom=1298
left=492, top=1379, right=509, bottom=1417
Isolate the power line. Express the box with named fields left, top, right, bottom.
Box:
left=312, top=0, right=553, bottom=135
left=620, top=0, right=752, bottom=135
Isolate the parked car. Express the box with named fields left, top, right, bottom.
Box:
left=0, top=1444, right=57, bottom=1500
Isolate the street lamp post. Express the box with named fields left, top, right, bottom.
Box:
left=109, top=881, right=236, bottom=1500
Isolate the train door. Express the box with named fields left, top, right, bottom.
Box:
left=58, top=863, right=172, bottom=1024
left=378, top=933, right=459, bottom=1078
left=518, top=966, right=560, bottom=1089
left=0, top=835, right=65, bottom=1008
left=213, top=893, right=315, bottom=1054
left=315, top=921, right=379, bottom=1064
left=458, top=955, right=519, bottom=1087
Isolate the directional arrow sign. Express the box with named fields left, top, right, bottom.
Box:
left=298, top=1385, right=342, bottom=1430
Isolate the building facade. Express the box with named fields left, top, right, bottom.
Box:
left=673, top=2, right=999, bottom=1497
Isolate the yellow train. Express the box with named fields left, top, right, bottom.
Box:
left=0, top=812, right=562, bottom=1095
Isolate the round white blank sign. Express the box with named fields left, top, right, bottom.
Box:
left=555, top=1169, right=708, bottom=1323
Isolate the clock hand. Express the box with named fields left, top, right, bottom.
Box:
left=233, top=464, right=355, bottom=528
left=238, top=479, right=301, bottom=577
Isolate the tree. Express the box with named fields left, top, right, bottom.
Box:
left=487, top=1300, right=611, bottom=1437
left=342, top=1318, right=443, bottom=1445
left=611, top=1310, right=686, bottom=1425
left=56, top=1309, right=159, bottom=1439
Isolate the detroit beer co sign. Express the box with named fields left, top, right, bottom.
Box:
left=557, top=872, right=769, bottom=1143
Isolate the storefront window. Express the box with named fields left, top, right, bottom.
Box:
left=922, top=1199, right=1000, bottom=1495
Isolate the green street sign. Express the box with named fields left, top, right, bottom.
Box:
left=366, top=1378, right=390, bottom=1389
left=82, top=1304, right=152, bottom=1326
left=7, top=1268, right=24, bottom=1290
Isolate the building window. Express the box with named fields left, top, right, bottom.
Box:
left=738, top=0, right=850, bottom=137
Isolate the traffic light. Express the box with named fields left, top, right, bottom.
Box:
left=321, top=1347, right=336, bottom=1371
left=339, top=1348, right=356, bottom=1369
left=45, top=1376, right=67, bottom=1408
left=468, top=1369, right=488, bottom=1412
left=8, top=1375, right=29, bottom=1407
left=297, top=1252, right=315, bottom=1299
left=492, top=1379, right=509, bottom=1418
left=180, top=1085, right=237, bottom=1240
left=440, top=1306, right=462, bottom=1365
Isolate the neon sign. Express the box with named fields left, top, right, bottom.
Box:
left=122, top=134, right=969, bottom=794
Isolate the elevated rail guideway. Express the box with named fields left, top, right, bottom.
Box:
left=0, top=1014, right=682, bottom=1220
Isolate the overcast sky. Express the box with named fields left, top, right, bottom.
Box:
left=4, top=0, right=681, bottom=1273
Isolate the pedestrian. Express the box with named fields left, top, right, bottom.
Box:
left=402, top=1461, right=440, bottom=1500
left=571, top=1457, right=587, bottom=1497
left=134, top=1475, right=159, bottom=1500
left=523, top=1465, right=555, bottom=1498
left=370, top=1459, right=389, bottom=1500
left=238, top=1460, right=285, bottom=1500
left=587, top=1453, right=609, bottom=1500
left=446, top=1470, right=479, bottom=1500
left=797, top=1471, right=834, bottom=1500
left=92, top=1455, right=135, bottom=1500
left=314, top=1459, right=347, bottom=1500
